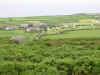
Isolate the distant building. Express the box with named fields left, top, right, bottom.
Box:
left=25, top=26, right=41, bottom=33
left=20, top=24, right=29, bottom=28
left=20, top=24, right=34, bottom=29
left=25, top=23, right=49, bottom=32
left=25, top=28, right=31, bottom=32
left=62, top=23, right=69, bottom=28
left=3, top=26, right=20, bottom=30
left=62, top=23, right=74, bottom=29
left=25, top=27, right=34, bottom=33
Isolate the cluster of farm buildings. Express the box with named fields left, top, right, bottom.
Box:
left=0, top=23, right=49, bottom=32
left=0, top=21, right=100, bottom=33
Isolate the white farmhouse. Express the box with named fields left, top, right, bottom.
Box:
left=20, top=24, right=29, bottom=28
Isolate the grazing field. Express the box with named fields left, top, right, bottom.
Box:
left=43, top=29, right=100, bottom=39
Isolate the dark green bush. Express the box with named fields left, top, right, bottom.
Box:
left=0, top=38, right=100, bottom=75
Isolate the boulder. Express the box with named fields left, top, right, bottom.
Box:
left=11, top=35, right=25, bottom=44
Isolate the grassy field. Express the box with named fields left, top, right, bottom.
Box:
left=0, top=29, right=100, bottom=41
left=43, top=29, right=100, bottom=39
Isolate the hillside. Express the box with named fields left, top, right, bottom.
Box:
left=0, top=13, right=100, bottom=75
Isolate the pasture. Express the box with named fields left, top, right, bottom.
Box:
left=44, top=29, right=100, bottom=39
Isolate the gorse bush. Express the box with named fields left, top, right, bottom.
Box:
left=0, top=38, right=100, bottom=75
left=0, top=57, right=100, bottom=75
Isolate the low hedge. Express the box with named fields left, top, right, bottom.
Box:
left=0, top=57, right=100, bottom=75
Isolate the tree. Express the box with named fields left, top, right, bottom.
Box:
left=8, top=17, right=13, bottom=22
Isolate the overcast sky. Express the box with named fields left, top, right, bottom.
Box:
left=0, top=0, right=100, bottom=17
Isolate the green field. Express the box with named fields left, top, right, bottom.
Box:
left=0, top=13, right=100, bottom=27
left=43, top=29, right=100, bottom=39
